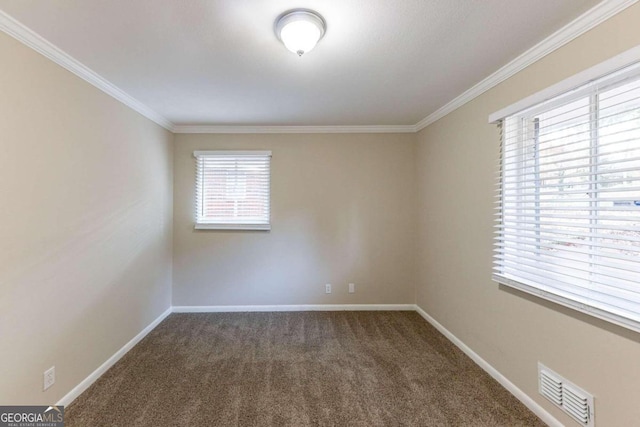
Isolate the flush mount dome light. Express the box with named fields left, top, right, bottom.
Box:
left=275, top=10, right=326, bottom=57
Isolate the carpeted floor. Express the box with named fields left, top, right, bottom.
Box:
left=66, top=312, right=544, bottom=426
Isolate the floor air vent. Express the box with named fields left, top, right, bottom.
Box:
left=538, top=363, right=594, bottom=426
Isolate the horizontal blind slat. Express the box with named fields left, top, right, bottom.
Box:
left=497, top=226, right=640, bottom=245
left=195, top=152, right=271, bottom=226
left=494, top=62, right=640, bottom=332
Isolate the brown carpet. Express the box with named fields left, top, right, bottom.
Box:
left=66, top=312, right=544, bottom=426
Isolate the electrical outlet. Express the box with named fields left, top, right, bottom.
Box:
left=349, top=283, right=355, bottom=293
left=325, top=284, right=332, bottom=294
left=44, top=366, right=55, bottom=391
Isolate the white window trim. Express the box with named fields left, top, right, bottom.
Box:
left=194, top=223, right=271, bottom=231
left=490, top=46, right=640, bottom=334
left=193, top=150, right=272, bottom=231
left=495, top=275, right=640, bottom=334
left=193, top=150, right=272, bottom=157
left=489, top=44, right=640, bottom=124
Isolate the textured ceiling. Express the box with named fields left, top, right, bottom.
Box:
left=0, top=0, right=601, bottom=126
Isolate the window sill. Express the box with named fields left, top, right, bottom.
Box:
left=194, top=223, right=271, bottom=231
left=493, top=274, right=640, bottom=334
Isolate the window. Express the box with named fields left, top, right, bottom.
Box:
left=492, top=58, right=640, bottom=332
left=194, top=151, right=271, bottom=230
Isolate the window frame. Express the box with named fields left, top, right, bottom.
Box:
left=193, top=150, right=272, bottom=231
left=490, top=47, right=640, bottom=333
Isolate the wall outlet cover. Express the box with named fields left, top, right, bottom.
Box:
left=44, top=366, right=55, bottom=391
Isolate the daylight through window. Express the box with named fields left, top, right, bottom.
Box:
left=194, top=151, right=271, bottom=230
left=494, top=62, right=640, bottom=332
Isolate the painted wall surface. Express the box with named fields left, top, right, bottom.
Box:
left=173, top=133, right=416, bottom=306
left=415, top=4, right=640, bottom=426
left=0, top=32, right=173, bottom=404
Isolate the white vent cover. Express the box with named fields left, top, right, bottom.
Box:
left=538, top=363, right=594, bottom=427
left=539, top=368, right=563, bottom=406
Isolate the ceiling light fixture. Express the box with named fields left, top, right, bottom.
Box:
left=275, top=10, right=326, bottom=57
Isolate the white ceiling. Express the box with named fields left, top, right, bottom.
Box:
left=0, top=0, right=601, bottom=127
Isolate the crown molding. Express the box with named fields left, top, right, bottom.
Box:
left=414, top=0, right=638, bottom=132
left=2, top=0, right=635, bottom=135
left=0, top=10, right=174, bottom=131
left=173, top=124, right=417, bottom=134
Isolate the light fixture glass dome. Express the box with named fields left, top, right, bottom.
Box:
left=276, top=10, right=326, bottom=57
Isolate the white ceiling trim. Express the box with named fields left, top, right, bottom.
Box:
left=173, top=125, right=417, bottom=134
left=0, top=10, right=174, bottom=131
left=414, top=0, right=638, bottom=132
left=1, top=0, right=636, bottom=135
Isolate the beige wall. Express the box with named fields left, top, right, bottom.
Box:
left=0, top=32, right=173, bottom=404
left=173, top=133, right=416, bottom=306
left=415, top=4, right=640, bottom=426
left=3, top=2, right=639, bottom=422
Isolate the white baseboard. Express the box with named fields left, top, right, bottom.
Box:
left=56, top=307, right=172, bottom=407
left=414, top=305, right=562, bottom=427
left=172, top=304, right=415, bottom=313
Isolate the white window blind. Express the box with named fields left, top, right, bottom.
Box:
left=493, top=61, right=640, bottom=332
left=194, top=151, right=271, bottom=230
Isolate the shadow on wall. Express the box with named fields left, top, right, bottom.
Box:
left=1, top=198, right=170, bottom=404
left=186, top=214, right=327, bottom=302
left=183, top=201, right=376, bottom=303
left=499, top=284, right=640, bottom=344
